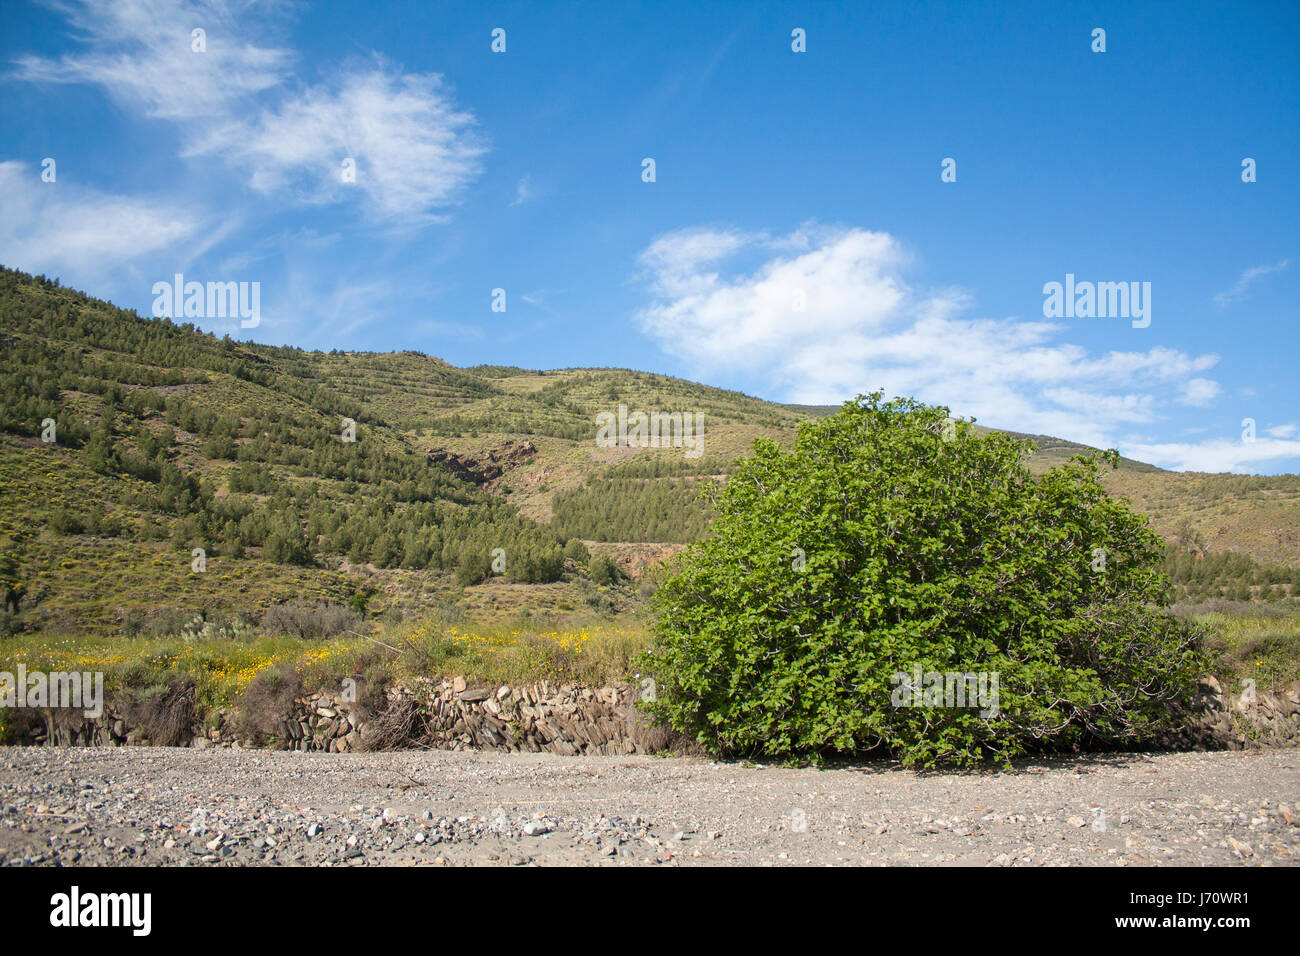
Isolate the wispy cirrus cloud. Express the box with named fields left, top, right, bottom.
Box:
left=12, top=0, right=486, bottom=224
left=520, top=288, right=567, bottom=315
left=11, top=0, right=292, bottom=120
left=193, top=60, right=486, bottom=225
left=635, top=223, right=1233, bottom=465
left=0, top=160, right=209, bottom=278
left=509, top=175, right=535, bottom=207
left=1214, top=258, right=1290, bottom=306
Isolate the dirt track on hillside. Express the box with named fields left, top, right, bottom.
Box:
left=1, top=747, right=1297, bottom=866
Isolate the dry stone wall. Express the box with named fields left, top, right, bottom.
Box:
left=12, top=675, right=1300, bottom=755
left=274, top=678, right=658, bottom=755
left=1162, top=676, right=1300, bottom=750
left=18, top=678, right=664, bottom=755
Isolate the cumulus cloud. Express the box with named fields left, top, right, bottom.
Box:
left=635, top=223, right=1227, bottom=459
left=637, top=225, right=908, bottom=371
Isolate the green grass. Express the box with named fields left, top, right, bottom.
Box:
left=391, top=619, right=651, bottom=686
left=1192, top=607, right=1300, bottom=691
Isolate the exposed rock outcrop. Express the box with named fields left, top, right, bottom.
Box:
left=426, top=440, right=537, bottom=487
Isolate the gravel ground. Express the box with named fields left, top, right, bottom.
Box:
left=1, top=746, right=1297, bottom=866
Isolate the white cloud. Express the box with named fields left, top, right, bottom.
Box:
left=13, top=0, right=485, bottom=224
left=520, top=288, right=567, bottom=315
left=194, top=62, right=486, bottom=224
left=1121, top=436, right=1300, bottom=474
left=1214, top=259, right=1290, bottom=306
left=509, top=175, right=534, bottom=207
left=12, top=0, right=292, bottom=121
left=635, top=223, right=1227, bottom=456
left=1040, top=388, right=1157, bottom=424
left=637, top=225, right=908, bottom=370
left=1180, top=377, right=1222, bottom=407
left=0, top=160, right=206, bottom=277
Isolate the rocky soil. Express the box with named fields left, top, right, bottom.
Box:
left=1, top=746, right=1297, bottom=866
left=426, top=439, right=537, bottom=487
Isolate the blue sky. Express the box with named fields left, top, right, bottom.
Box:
left=2, top=0, right=1297, bottom=473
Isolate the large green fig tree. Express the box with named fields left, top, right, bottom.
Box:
left=641, top=394, right=1204, bottom=767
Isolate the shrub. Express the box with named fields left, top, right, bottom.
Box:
left=0, top=609, right=22, bottom=638
left=505, top=546, right=564, bottom=583
left=49, top=508, right=84, bottom=534
left=123, top=675, right=197, bottom=746
left=455, top=550, right=492, bottom=587
left=642, top=393, right=1206, bottom=767
left=236, top=663, right=304, bottom=740
left=360, top=695, right=424, bottom=751
left=0, top=547, right=23, bottom=615
left=263, top=520, right=314, bottom=566
left=179, top=613, right=255, bottom=642
left=261, top=601, right=359, bottom=639
left=564, top=538, right=591, bottom=563
left=588, top=553, right=621, bottom=587
left=119, top=609, right=145, bottom=638
left=135, top=607, right=200, bottom=638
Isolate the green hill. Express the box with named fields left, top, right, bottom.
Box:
left=1, top=266, right=1297, bottom=635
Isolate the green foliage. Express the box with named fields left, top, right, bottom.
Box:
left=1194, top=607, right=1300, bottom=688
left=642, top=394, right=1207, bottom=767
left=262, top=517, right=315, bottom=567
left=1, top=266, right=1295, bottom=635
left=260, top=600, right=359, bottom=639
left=550, top=474, right=714, bottom=543
left=588, top=552, right=621, bottom=586
left=505, top=545, right=564, bottom=584
left=0, top=266, right=570, bottom=629
left=48, top=508, right=84, bottom=535
left=0, top=539, right=23, bottom=619
left=454, top=550, right=492, bottom=587
left=1164, top=545, right=1299, bottom=604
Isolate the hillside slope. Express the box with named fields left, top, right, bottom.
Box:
left=1, top=266, right=1297, bottom=633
